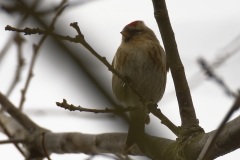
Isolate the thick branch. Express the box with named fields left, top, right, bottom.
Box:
left=152, top=0, right=199, bottom=128
left=1, top=100, right=240, bottom=159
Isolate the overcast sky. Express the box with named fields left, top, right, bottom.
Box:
left=0, top=0, right=240, bottom=159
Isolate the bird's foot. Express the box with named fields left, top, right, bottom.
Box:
left=144, top=100, right=158, bottom=113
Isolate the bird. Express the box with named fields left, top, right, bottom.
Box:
left=112, top=20, right=168, bottom=152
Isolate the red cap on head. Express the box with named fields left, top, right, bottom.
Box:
left=126, top=21, right=140, bottom=27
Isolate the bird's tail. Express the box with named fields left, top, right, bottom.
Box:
left=124, top=108, right=148, bottom=153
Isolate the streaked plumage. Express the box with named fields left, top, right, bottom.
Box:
left=112, top=20, right=168, bottom=152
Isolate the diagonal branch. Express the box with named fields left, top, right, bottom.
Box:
left=151, top=0, right=200, bottom=129
left=0, top=118, right=26, bottom=157
left=0, top=92, right=40, bottom=133
left=147, top=105, right=179, bottom=136
left=198, top=57, right=237, bottom=98
left=198, top=94, right=240, bottom=160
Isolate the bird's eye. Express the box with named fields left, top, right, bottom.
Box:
left=135, top=29, right=141, bottom=32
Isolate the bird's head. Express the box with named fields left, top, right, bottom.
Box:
left=120, top=20, right=156, bottom=42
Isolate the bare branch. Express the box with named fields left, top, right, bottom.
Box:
left=198, top=95, right=240, bottom=160
left=0, top=92, right=41, bottom=133
left=6, top=34, right=25, bottom=97
left=151, top=0, right=201, bottom=129
left=0, top=94, right=50, bottom=159
left=0, top=138, right=26, bottom=145
left=0, top=118, right=26, bottom=157
left=0, top=0, right=40, bottom=63
left=56, top=99, right=141, bottom=114
left=2, top=94, right=240, bottom=159
left=42, top=132, right=51, bottom=160
left=198, top=57, right=237, bottom=98
left=147, top=105, right=179, bottom=136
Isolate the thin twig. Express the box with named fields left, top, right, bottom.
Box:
left=0, top=138, right=27, bottom=145
left=42, top=132, right=51, bottom=160
left=18, top=0, right=67, bottom=110
left=147, top=105, right=179, bottom=136
left=6, top=34, right=25, bottom=97
left=0, top=0, right=40, bottom=64
left=198, top=94, right=240, bottom=160
left=56, top=99, right=141, bottom=114
left=198, top=57, right=237, bottom=98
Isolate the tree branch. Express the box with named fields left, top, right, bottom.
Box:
left=198, top=95, right=240, bottom=160
left=6, top=34, right=25, bottom=97
left=0, top=117, right=26, bottom=157
left=0, top=0, right=40, bottom=64
left=1, top=94, right=240, bottom=159
left=198, top=57, right=237, bottom=98
left=56, top=99, right=179, bottom=136
left=0, top=92, right=40, bottom=133
left=147, top=105, right=179, bottom=136
left=56, top=99, right=141, bottom=113
left=0, top=138, right=26, bottom=144
left=151, top=0, right=200, bottom=129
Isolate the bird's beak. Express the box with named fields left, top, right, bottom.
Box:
left=120, top=31, right=130, bottom=38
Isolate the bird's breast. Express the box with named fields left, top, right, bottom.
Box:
left=112, top=41, right=167, bottom=106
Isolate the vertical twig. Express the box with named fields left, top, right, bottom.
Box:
left=18, top=0, right=67, bottom=110
left=42, top=132, right=51, bottom=160
left=6, top=34, right=25, bottom=97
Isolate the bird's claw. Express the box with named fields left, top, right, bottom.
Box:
left=144, top=100, right=157, bottom=111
